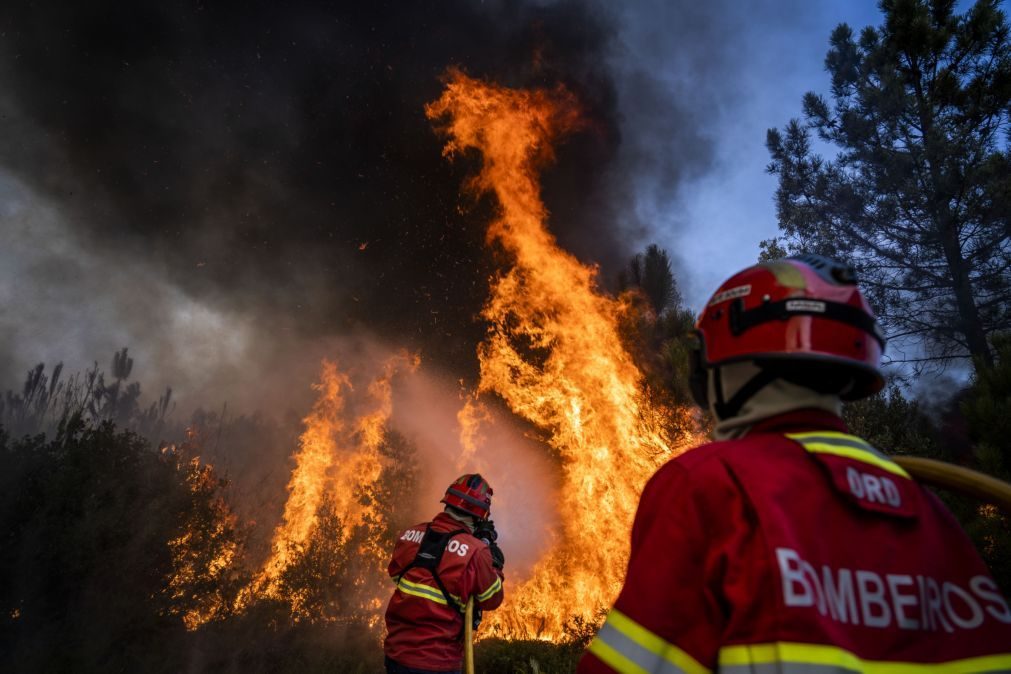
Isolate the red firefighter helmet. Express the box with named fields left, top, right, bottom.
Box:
left=691, top=255, right=885, bottom=409
left=441, top=473, right=493, bottom=519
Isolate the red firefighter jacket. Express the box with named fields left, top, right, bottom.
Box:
left=384, top=512, right=504, bottom=671
left=579, top=409, right=1011, bottom=674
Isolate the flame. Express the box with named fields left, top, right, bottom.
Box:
left=237, top=351, right=418, bottom=620
left=256, top=361, right=351, bottom=590
left=427, top=70, right=698, bottom=639
left=169, top=69, right=700, bottom=641
left=164, top=450, right=241, bottom=631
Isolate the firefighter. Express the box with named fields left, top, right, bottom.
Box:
left=579, top=255, right=1011, bottom=673
left=384, top=473, right=505, bottom=674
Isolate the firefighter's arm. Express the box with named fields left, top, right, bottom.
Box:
left=467, top=543, right=505, bottom=611
left=387, top=534, right=408, bottom=579
left=578, top=462, right=723, bottom=674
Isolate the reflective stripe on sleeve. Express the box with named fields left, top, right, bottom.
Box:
left=395, top=577, right=462, bottom=608
left=586, top=608, right=710, bottom=674
left=718, top=641, right=1011, bottom=673
left=786, top=431, right=911, bottom=479
left=476, top=575, right=503, bottom=602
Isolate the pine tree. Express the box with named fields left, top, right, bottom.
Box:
left=766, top=0, right=1010, bottom=372
left=618, top=244, right=680, bottom=316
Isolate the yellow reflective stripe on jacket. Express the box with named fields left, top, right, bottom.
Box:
left=589, top=637, right=653, bottom=674
left=587, top=608, right=710, bottom=674
left=476, top=575, right=502, bottom=602
left=718, top=641, right=1011, bottom=673
left=786, top=431, right=910, bottom=479
left=394, top=576, right=462, bottom=608
left=395, top=577, right=448, bottom=605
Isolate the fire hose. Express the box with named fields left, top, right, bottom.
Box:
left=464, top=597, right=475, bottom=674
left=893, top=455, right=1011, bottom=513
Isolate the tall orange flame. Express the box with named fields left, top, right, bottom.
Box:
left=244, top=351, right=418, bottom=616
left=173, top=70, right=698, bottom=642
left=428, top=70, right=696, bottom=639
left=257, top=360, right=351, bottom=590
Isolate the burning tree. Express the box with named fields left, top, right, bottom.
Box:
left=0, top=419, right=244, bottom=671
left=231, top=354, right=422, bottom=629
left=617, top=244, right=702, bottom=414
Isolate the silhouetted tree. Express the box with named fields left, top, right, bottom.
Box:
left=757, top=238, right=788, bottom=262
left=618, top=245, right=700, bottom=432
left=112, top=347, right=134, bottom=381
left=958, top=333, right=1011, bottom=591
left=2, top=353, right=176, bottom=441
left=249, top=425, right=420, bottom=626
left=618, top=244, right=680, bottom=316
left=843, top=384, right=941, bottom=457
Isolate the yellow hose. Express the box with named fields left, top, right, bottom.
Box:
left=893, top=455, right=1011, bottom=513
left=464, top=597, right=475, bottom=674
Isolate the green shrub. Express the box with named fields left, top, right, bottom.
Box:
left=476, top=638, right=584, bottom=674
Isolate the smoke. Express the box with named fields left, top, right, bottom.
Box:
left=0, top=0, right=827, bottom=632
left=0, top=0, right=742, bottom=409
left=0, top=1, right=600, bottom=393
left=391, top=367, right=560, bottom=577
left=602, top=0, right=824, bottom=302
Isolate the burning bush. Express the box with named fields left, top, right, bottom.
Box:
left=0, top=408, right=422, bottom=672
left=0, top=419, right=241, bottom=671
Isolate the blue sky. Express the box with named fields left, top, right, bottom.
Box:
left=616, top=0, right=886, bottom=307
left=642, top=0, right=1008, bottom=310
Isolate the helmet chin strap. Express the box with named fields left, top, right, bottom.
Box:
left=712, top=365, right=780, bottom=421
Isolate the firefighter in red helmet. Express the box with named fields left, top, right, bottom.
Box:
left=579, top=255, right=1011, bottom=673
left=384, top=473, right=505, bottom=674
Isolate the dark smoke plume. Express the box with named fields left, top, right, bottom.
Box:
left=0, top=0, right=730, bottom=407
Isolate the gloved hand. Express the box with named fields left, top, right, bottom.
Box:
left=474, top=518, right=498, bottom=545
left=489, top=542, right=504, bottom=570
left=472, top=606, right=483, bottom=632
